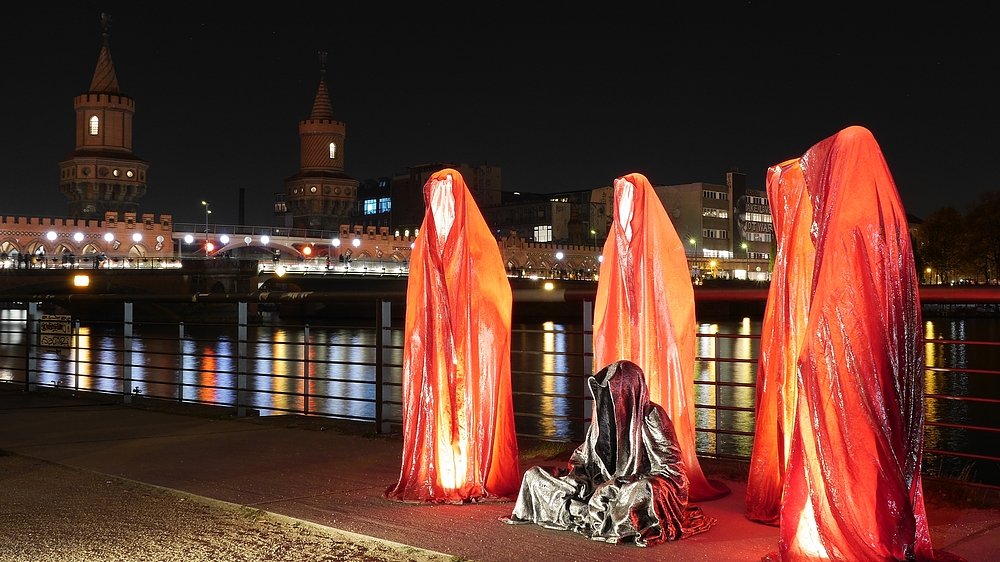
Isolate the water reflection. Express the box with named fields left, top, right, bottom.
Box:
left=1, top=313, right=996, bottom=484
left=921, top=318, right=999, bottom=485
left=695, top=319, right=760, bottom=459
left=510, top=322, right=584, bottom=440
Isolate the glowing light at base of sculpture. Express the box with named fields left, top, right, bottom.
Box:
left=788, top=497, right=828, bottom=560
left=436, top=434, right=469, bottom=492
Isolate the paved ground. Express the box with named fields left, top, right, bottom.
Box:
left=1, top=384, right=998, bottom=561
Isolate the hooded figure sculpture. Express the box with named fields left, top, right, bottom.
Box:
left=384, top=168, right=520, bottom=503
left=748, top=127, right=942, bottom=560
left=594, top=172, right=729, bottom=502
left=505, top=360, right=715, bottom=546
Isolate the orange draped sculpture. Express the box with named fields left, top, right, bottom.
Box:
left=385, top=168, right=520, bottom=503
left=594, top=172, right=730, bottom=502
left=747, top=127, right=942, bottom=560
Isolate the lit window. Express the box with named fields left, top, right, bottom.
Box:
left=378, top=197, right=391, bottom=213
left=703, top=208, right=729, bottom=219
left=329, top=142, right=336, bottom=159
left=363, top=199, right=377, bottom=215
left=89, top=116, right=99, bottom=135
left=533, top=225, right=552, bottom=242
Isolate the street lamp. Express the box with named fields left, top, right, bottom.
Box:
left=741, top=242, right=749, bottom=280
left=591, top=229, right=597, bottom=251
left=201, top=201, right=212, bottom=255
left=331, top=238, right=341, bottom=267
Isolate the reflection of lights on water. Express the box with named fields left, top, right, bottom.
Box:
left=538, top=322, right=570, bottom=437
left=542, top=321, right=556, bottom=374
left=695, top=324, right=720, bottom=452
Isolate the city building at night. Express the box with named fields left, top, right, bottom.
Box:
left=354, top=163, right=501, bottom=236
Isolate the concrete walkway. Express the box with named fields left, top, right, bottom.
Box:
left=1, top=385, right=997, bottom=561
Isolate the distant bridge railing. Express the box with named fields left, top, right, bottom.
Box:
left=172, top=223, right=343, bottom=241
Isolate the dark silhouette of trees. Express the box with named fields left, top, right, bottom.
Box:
left=966, top=191, right=1000, bottom=283
left=916, top=192, right=1000, bottom=284
left=917, top=207, right=967, bottom=283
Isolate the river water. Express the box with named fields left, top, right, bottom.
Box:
left=1, top=310, right=997, bottom=486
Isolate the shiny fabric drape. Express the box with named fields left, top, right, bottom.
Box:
left=749, top=126, right=937, bottom=560
left=505, top=360, right=715, bottom=546
left=385, top=168, right=520, bottom=503
left=594, top=172, right=730, bottom=502
left=745, top=159, right=814, bottom=525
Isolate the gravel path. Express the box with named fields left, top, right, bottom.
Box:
left=0, top=453, right=450, bottom=562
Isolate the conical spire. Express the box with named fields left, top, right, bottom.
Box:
left=89, top=13, right=120, bottom=94
left=310, top=51, right=335, bottom=120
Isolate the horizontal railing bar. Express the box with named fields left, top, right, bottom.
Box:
left=695, top=404, right=755, bottom=413
left=511, top=391, right=590, bottom=401
left=513, top=411, right=587, bottom=422
left=925, top=395, right=1000, bottom=405
left=924, top=449, right=1000, bottom=463
left=695, top=428, right=755, bottom=437
left=925, top=421, right=1000, bottom=433
left=925, top=367, right=1000, bottom=376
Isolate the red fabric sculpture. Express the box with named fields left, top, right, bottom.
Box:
left=594, top=172, right=730, bottom=502
left=750, top=126, right=941, bottom=560
left=385, top=168, right=520, bottom=503
left=746, top=158, right=814, bottom=525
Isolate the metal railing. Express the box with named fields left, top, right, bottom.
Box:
left=2, top=297, right=998, bottom=490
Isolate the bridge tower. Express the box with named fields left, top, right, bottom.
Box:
left=284, top=52, right=358, bottom=230
left=59, top=14, right=148, bottom=219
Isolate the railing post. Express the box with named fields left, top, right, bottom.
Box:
left=26, top=302, right=38, bottom=392
left=237, top=302, right=248, bottom=417
left=375, top=299, right=392, bottom=434
left=178, top=322, right=185, bottom=402
left=303, top=324, right=310, bottom=415
left=74, top=319, right=81, bottom=393
left=123, top=302, right=133, bottom=404
left=582, top=300, right=594, bottom=437
left=714, top=333, right=720, bottom=457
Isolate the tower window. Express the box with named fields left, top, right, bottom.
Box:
left=329, top=142, right=337, bottom=159
left=89, top=116, right=99, bottom=135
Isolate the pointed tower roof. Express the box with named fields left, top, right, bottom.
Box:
left=90, top=14, right=120, bottom=94
left=310, top=51, right=335, bottom=120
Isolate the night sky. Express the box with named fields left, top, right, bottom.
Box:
left=1, top=3, right=995, bottom=227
